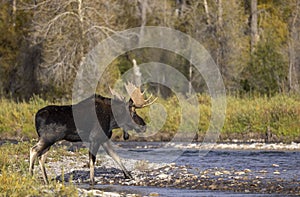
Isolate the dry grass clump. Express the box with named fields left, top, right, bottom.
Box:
left=0, top=142, right=78, bottom=196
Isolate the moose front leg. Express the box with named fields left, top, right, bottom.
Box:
left=89, top=141, right=100, bottom=185
left=102, top=141, right=133, bottom=179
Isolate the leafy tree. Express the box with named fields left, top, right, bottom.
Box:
left=0, top=0, right=299, bottom=98
left=0, top=0, right=32, bottom=98
left=244, top=41, right=287, bottom=95
left=241, top=0, right=289, bottom=95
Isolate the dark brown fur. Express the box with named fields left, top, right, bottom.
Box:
left=29, top=94, right=146, bottom=185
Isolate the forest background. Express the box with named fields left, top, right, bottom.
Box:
left=0, top=0, right=299, bottom=142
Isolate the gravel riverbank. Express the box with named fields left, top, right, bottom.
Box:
left=36, top=143, right=300, bottom=196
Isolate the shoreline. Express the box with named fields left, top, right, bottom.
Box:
left=168, top=141, right=300, bottom=151
left=1, top=139, right=300, bottom=151
left=43, top=152, right=300, bottom=196
left=114, top=141, right=300, bottom=151
left=2, top=141, right=298, bottom=196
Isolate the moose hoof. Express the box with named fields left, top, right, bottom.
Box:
left=123, top=132, right=130, bottom=140
left=124, top=172, right=134, bottom=180
left=89, top=180, right=96, bottom=186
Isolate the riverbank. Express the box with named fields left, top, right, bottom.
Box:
left=1, top=141, right=299, bottom=196
left=41, top=146, right=300, bottom=196
left=165, top=141, right=300, bottom=151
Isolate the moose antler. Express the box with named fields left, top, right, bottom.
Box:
left=125, top=82, right=157, bottom=108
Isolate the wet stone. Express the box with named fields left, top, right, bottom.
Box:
left=149, top=192, right=159, bottom=196
left=42, top=152, right=300, bottom=196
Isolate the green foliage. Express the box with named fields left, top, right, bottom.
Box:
left=0, top=0, right=32, bottom=97
left=0, top=142, right=78, bottom=196
left=0, top=96, right=53, bottom=140
left=240, top=0, right=290, bottom=95
left=0, top=94, right=299, bottom=142
left=137, top=94, right=299, bottom=142
left=0, top=2, right=18, bottom=95
left=224, top=94, right=300, bottom=142
left=0, top=0, right=299, bottom=98
left=243, top=41, right=288, bottom=95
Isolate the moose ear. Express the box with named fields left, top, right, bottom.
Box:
left=128, top=98, right=134, bottom=106
left=109, top=86, right=124, bottom=101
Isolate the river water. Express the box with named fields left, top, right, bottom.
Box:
left=92, top=142, right=300, bottom=196
left=4, top=140, right=296, bottom=196
left=178, top=149, right=300, bottom=181
left=114, top=142, right=300, bottom=181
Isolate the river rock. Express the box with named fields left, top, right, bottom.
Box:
left=158, top=173, right=169, bottom=179
left=235, top=171, right=245, bottom=175
left=259, top=169, right=268, bottom=173
left=273, top=171, right=280, bottom=175
left=222, top=170, right=231, bottom=175
left=149, top=192, right=160, bottom=196
left=208, top=184, right=217, bottom=190
left=214, top=171, right=223, bottom=176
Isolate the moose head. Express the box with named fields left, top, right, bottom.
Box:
left=110, top=82, right=157, bottom=139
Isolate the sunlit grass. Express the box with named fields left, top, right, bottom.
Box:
left=0, top=96, right=52, bottom=140
left=0, top=94, right=299, bottom=142
left=224, top=94, right=300, bottom=141
left=139, top=93, right=300, bottom=142
left=0, top=94, right=299, bottom=195
left=0, top=142, right=78, bottom=196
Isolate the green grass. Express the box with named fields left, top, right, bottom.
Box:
left=0, top=94, right=299, bottom=142
left=138, top=93, right=300, bottom=142
left=0, top=142, right=78, bottom=196
left=224, top=94, right=300, bottom=142
left=0, top=96, right=52, bottom=140
left=0, top=94, right=299, bottom=195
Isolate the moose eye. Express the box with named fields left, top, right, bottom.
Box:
left=131, top=110, right=136, bottom=116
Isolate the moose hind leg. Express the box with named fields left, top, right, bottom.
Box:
left=102, top=141, right=133, bottom=179
left=39, top=149, right=50, bottom=184
left=29, top=140, right=51, bottom=184
left=29, top=141, right=46, bottom=175
left=29, top=145, right=39, bottom=175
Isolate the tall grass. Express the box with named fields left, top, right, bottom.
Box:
left=0, top=94, right=299, bottom=142
left=224, top=94, right=300, bottom=142
left=0, top=96, right=53, bottom=140
left=0, top=142, right=78, bottom=196
left=138, top=94, right=300, bottom=142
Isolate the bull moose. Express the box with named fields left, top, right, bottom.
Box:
left=29, top=83, right=156, bottom=185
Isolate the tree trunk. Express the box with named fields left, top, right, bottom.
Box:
left=138, top=0, right=148, bottom=39
left=78, top=0, right=85, bottom=67
left=203, top=0, right=211, bottom=25
left=217, top=0, right=223, bottom=28
left=12, top=0, right=16, bottom=27
left=216, top=0, right=223, bottom=72
left=250, top=0, right=258, bottom=53
left=288, top=1, right=300, bottom=93
left=188, top=64, right=192, bottom=95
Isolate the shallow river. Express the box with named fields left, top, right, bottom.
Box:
left=87, top=142, right=300, bottom=196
